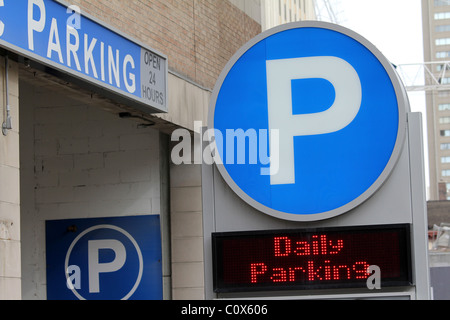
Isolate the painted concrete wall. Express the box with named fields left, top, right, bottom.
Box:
left=0, top=56, right=21, bottom=300
left=19, top=76, right=163, bottom=299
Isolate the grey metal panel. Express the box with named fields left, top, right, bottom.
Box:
left=202, top=138, right=216, bottom=300
left=408, top=112, right=432, bottom=300
left=430, top=267, right=450, bottom=300
left=202, top=113, right=431, bottom=299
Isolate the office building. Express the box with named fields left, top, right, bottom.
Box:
left=422, top=0, right=450, bottom=200
left=262, top=0, right=316, bottom=30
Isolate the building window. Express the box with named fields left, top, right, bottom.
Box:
left=439, top=116, right=450, bottom=124
left=436, top=51, right=450, bottom=58
left=436, top=64, right=450, bottom=72
left=442, top=169, right=450, bottom=176
left=439, top=103, right=450, bottom=111
left=436, top=25, right=450, bottom=32
left=441, top=77, right=450, bottom=84
left=442, top=156, right=450, bottom=163
left=441, top=143, right=450, bottom=150
left=436, top=38, right=450, bottom=45
left=441, top=130, right=450, bottom=137
left=439, top=90, right=450, bottom=97
left=435, top=0, right=450, bottom=6
left=435, top=12, right=450, bottom=20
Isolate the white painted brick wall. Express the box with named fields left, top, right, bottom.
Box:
left=19, top=65, right=209, bottom=301
left=170, top=163, right=204, bottom=300
left=0, top=57, right=21, bottom=300
left=20, top=79, right=162, bottom=299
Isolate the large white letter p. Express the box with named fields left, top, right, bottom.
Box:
left=266, top=56, right=362, bottom=185
left=88, top=239, right=126, bottom=294
left=28, top=0, right=46, bottom=51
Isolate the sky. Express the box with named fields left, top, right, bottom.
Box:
left=336, top=0, right=424, bottom=66
left=334, top=0, right=426, bottom=110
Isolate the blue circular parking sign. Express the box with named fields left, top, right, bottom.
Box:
left=208, top=22, right=407, bottom=221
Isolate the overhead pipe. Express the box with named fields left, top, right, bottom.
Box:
left=2, top=55, right=11, bottom=136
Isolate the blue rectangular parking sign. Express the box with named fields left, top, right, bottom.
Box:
left=0, top=0, right=167, bottom=113
left=46, top=215, right=163, bottom=300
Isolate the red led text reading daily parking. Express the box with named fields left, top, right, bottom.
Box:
left=251, top=235, right=369, bottom=284
left=215, top=228, right=408, bottom=291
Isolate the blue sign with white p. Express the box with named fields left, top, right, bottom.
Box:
left=208, top=22, right=407, bottom=221
left=46, top=215, right=162, bottom=300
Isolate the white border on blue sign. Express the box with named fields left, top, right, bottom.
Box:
left=64, top=224, right=144, bottom=300
left=207, top=21, right=408, bottom=222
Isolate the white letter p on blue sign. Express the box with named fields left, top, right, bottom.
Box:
left=209, top=22, right=405, bottom=220
left=266, top=56, right=362, bottom=185
left=88, top=239, right=127, bottom=294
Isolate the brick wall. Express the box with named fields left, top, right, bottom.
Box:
left=68, top=0, right=261, bottom=89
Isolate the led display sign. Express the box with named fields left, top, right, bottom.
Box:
left=212, top=224, right=412, bottom=293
